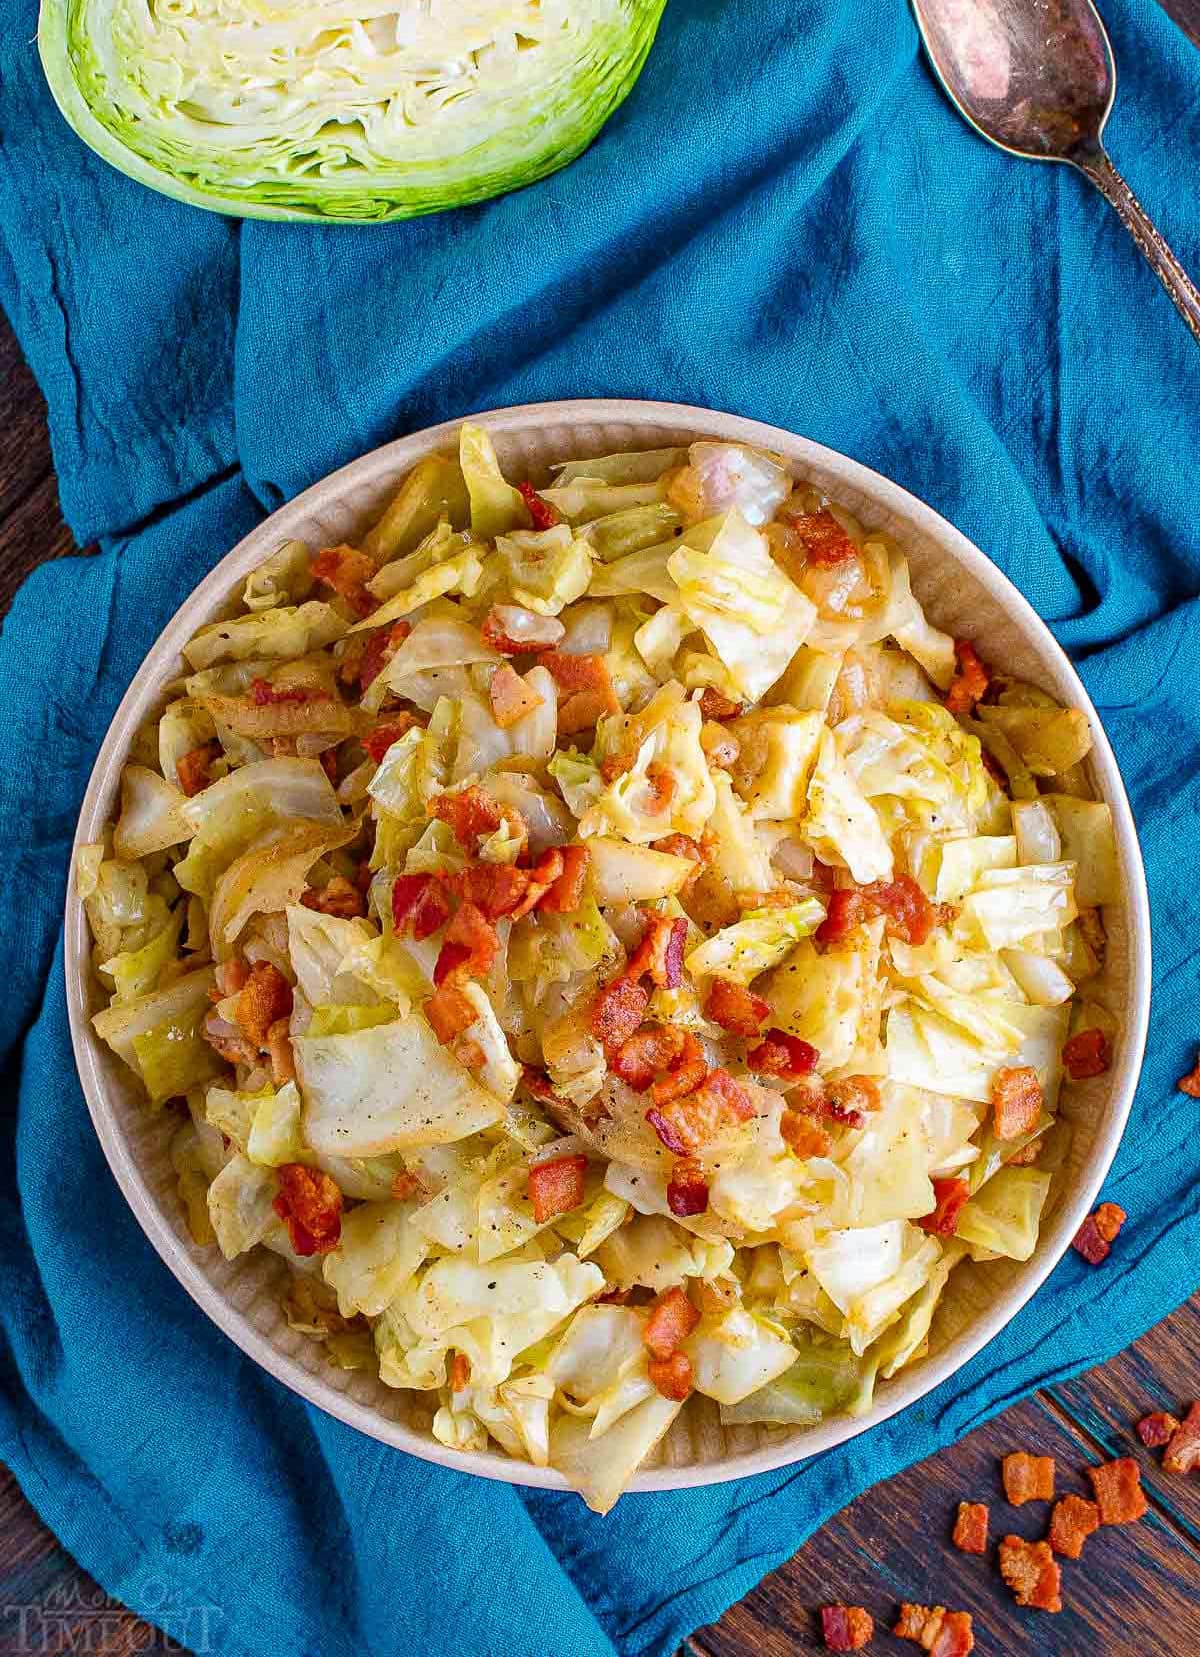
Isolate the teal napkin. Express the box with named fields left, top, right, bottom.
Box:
left=1, top=3, right=1198, bottom=1653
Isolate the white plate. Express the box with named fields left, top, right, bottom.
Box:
left=65, top=399, right=1151, bottom=1496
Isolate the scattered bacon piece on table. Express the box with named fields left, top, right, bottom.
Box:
left=698, top=687, right=743, bottom=721
left=610, top=1025, right=687, bottom=1092
left=424, top=983, right=477, bottom=1045
left=748, top=1029, right=819, bottom=1081
left=648, top=1350, right=694, bottom=1401
left=392, top=872, right=452, bottom=940
left=646, top=1066, right=754, bottom=1155
left=919, top=1177, right=971, bottom=1238
left=1177, top=1054, right=1200, bottom=1097
left=1088, top=1456, right=1148, bottom=1523
left=363, top=712, right=424, bottom=762
left=311, top=543, right=377, bottom=614
left=1163, top=1402, right=1200, bottom=1474
left=779, top=1109, right=832, bottom=1159
left=1002, top=1451, right=1055, bottom=1505
left=516, top=480, right=562, bottom=530
left=642, top=1286, right=699, bottom=1359
left=301, top=874, right=366, bottom=919
left=705, top=978, right=772, bottom=1037
left=1047, top=1494, right=1100, bottom=1558
left=235, top=961, right=293, bottom=1049
left=991, top=1065, right=1043, bottom=1141
left=1062, top=1026, right=1111, bottom=1079
left=786, top=509, right=859, bottom=569
left=273, top=1164, right=342, bottom=1256
left=998, top=1535, right=1062, bottom=1612
left=590, top=976, right=650, bottom=1052
left=176, top=742, right=219, bottom=797
left=647, top=1032, right=709, bottom=1108
left=489, top=662, right=544, bottom=728
left=527, top=1154, right=588, bottom=1223
left=819, top=1604, right=874, bottom=1651
left=945, top=639, right=990, bottom=715
left=893, top=1606, right=975, bottom=1655
left=951, top=1501, right=988, bottom=1555
left=1071, top=1201, right=1126, bottom=1265
left=1135, top=1410, right=1181, bottom=1449
left=358, top=619, right=412, bottom=690
left=666, top=1160, right=710, bottom=1217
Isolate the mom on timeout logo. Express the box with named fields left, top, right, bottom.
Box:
left=2, top=1576, right=223, bottom=1652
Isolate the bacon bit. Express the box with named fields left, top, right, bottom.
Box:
left=450, top=862, right=530, bottom=920
left=204, top=1012, right=256, bottom=1068
left=311, top=543, right=377, bottom=615
left=434, top=902, right=498, bottom=984
left=363, top=712, right=423, bottom=763
left=698, top=687, right=743, bottom=721
left=610, top=1025, right=687, bottom=1092
left=391, top=1170, right=420, bottom=1201
left=266, top=1017, right=295, bottom=1086
left=894, top=1605, right=930, bottom=1643
left=998, top=1536, right=1061, bottom=1612
left=1006, top=1136, right=1043, bottom=1167
left=480, top=604, right=565, bottom=656
left=489, top=662, right=544, bottom=729
left=235, top=962, right=293, bottom=1049
left=1048, top=1494, right=1100, bottom=1559
left=1088, top=1456, right=1148, bottom=1523
left=647, top=1350, right=694, bottom=1401
left=704, top=978, right=771, bottom=1038
left=786, top=510, right=858, bottom=569
left=991, top=1065, right=1043, bottom=1141
left=273, top=1164, right=342, bottom=1256
left=643, top=761, right=677, bottom=814
left=748, top=1029, right=818, bottom=1081
left=918, top=1177, right=971, bottom=1238
left=248, top=677, right=332, bottom=707
left=509, top=847, right=565, bottom=921
left=1163, top=1403, right=1200, bottom=1474
left=1177, top=1054, right=1200, bottom=1097
left=538, top=649, right=614, bottom=695
left=1062, top=1026, right=1111, bottom=1080
left=861, top=874, right=936, bottom=947
left=1002, top=1451, right=1055, bottom=1505
left=700, top=721, right=741, bottom=769
left=951, top=1501, right=989, bottom=1555
left=1136, top=1410, right=1181, bottom=1449
left=827, top=1075, right=880, bottom=1126
left=819, top=1605, right=874, bottom=1651
left=176, top=742, right=218, bottom=797
left=779, top=1109, right=831, bottom=1159
left=816, top=887, right=870, bottom=946
left=539, top=844, right=590, bottom=914
left=945, top=639, right=990, bottom=716
left=893, top=1606, right=975, bottom=1656
left=392, top=872, right=452, bottom=941
left=1072, top=1200, right=1127, bottom=1265
left=559, top=688, right=619, bottom=735
left=516, top=479, right=562, bottom=530
left=527, top=1153, right=588, bottom=1223
left=647, top=1032, right=709, bottom=1108
left=301, top=874, right=366, bottom=919
left=600, top=752, right=633, bottom=784
left=424, top=982, right=477, bottom=1045
left=590, top=976, right=650, bottom=1052
left=449, top=1351, right=471, bottom=1392
left=647, top=1066, right=754, bottom=1154
left=359, top=619, right=412, bottom=691
left=666, top=1160, right=710, bottom=1217
left=521, top=1066, right=569, bottom=1108
left=625, top=914, right=689, bottom=990
left=214, top=958, right=250, bottom=998
left=643, top=1286, right=700, bottom=1359
left=429, top=785, right=504, bottom=850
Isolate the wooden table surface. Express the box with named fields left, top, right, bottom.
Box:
left=3, top=244, right=1200, bottom=1651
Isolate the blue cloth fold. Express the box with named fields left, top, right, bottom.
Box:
left=1, top=2, right=1198, bottom=1653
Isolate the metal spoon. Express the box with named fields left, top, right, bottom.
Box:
left=911, top=0, right=1200, bottom=345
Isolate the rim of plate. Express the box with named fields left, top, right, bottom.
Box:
left=64, top=398, right=1152, bottom=1495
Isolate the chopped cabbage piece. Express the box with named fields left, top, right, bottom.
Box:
left=803, top=728, right=893, bottom=883
left=684, top=900, right=825, bottom=985
left=955, top=1168, right=1052, bottom=1261
left=685, top=1307, right=798, bottom=1404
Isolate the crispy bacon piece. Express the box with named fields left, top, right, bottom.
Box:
left=391, top=1170, right=421, bottom=1201
left=248, top=677, right=332, bottom=707
left=176, top=741, right=218, bottom=797
left=392, top=872, right=452, bottom=941
left=359, top=619, right=412, bottom=691
left=651, top=834, right=708, bottom=875
left=539, top=844, right=590, bottom=914
left=780, top=1109, right=831, bottom=1159
left=819, top=1605, right=874, bottom=1651
left=1088, top=1456, right=1148, bottom=1523
left=273, top=1164, right=342, bottom=1256
left=559, top=689, right=618, bottom=734
left=698, top=687, right=743, bottom=721
left=893, top=1607, right=975, bottom=1656
left=704, top=979, right=771, bottom=1038
left=918, top=1177, right=971, bottom=1238
left=363, top=712, right=423, bottom=763
left=451, top=862, right=531, bottom=920
left=516, top=479, right=562, bottom=530
left=311, top=543, right=377, bottom=615
left=893, top=1605, right=930, bottom=1643
left=610, top=1025, right=687, bottom=1093
left=625, top=915, right=689, bottom=990
left=646, top=1066, right=754, bottom=1155
left=1136, top=1410, right=1181, bottom=1449
left=429, top=784, right=507, bottom=851
left=647, top=1032, right=709, bottom=1108
left=1048, top=1494, right=1100, bottom=1558
left=538, top=650, right=620, bottom=734
left=861, top=875, right=936, bottom=947
left=527, top=1153, right=588, bottom=1223
left=521, top=1066, right=569, bottom=1109
left=424, top=982, right=476, bottom=1045
left=203, top=1012, right=257, bottom=1069
left=991, top=1065, right=1043, bottom=1141
left=480, top=604, right=565, bottom=655
left=434, top=901, right=499, bottom=984
left=1062, top=1026, right=1111, bottom=1080
left=600, top=752, right=633, bottom=784
left=590, top=976, right=650, bottom=1052
left=666, top=1160, right=710, bottom=1217
left=214, top=959, right=250, bottom=998
left=1002, top=1451, right=1055, bottom=1505
left=235, top=962, right=293, bottom=1049
left=748, top=1029, right=818, bottom=1081
left=301, top=874, right=366, bottom=919
left=449, top=1352, right=471, bottom=1392
left=1178, top=1056, right=1200, bottom=1097
left=951, top=1501, right=988, bottom=1555
left=815, top=887, right=868, bottom=945
left=643, top=1286, right=700, bottom=1359
left=267, top=1017, right=296, bottom=1085
left=1071, top=1200, right=1126, bottom=1265
left=827, top=1075, right=880, bottom=1126
left=509, top=847, right=565, bottom=921
left=786, top=509, right=858, bottom=569
left=489, top=662, right=544, bottom=729
left=643, top=762, right=677, bottom=815
left=647, top=1350, right=694, bottom=1401
left=998, top=1536, right=1061, bottom=1612
left=1163, top=1402, right=1200, bottom=1474
left=945, top=639, right=990, bottom=716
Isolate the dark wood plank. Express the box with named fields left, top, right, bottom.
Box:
left=0, top=319, right=81, bottom=620
left=1155, top=0, right=1200, bottom=47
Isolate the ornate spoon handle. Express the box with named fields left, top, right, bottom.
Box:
left=1074, top=143, right=1200, bottom=347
